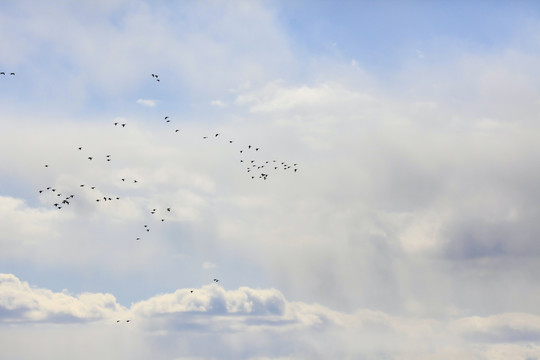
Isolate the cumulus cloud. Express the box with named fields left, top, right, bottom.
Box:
left=0, top=273, right=126, bottom=322
left=2, top=273, right=540, bottom=359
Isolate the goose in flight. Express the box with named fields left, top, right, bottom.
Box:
left=10, top=72, right=14, bottom=76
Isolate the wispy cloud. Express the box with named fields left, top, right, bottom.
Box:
left=210, top=100, right=227, bottom=107
left=136, top=99, right=157, bottom=107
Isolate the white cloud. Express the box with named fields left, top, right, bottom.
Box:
left=202, top=261, right=216, bottom=270
left=2, top=273, right=540, bottom=359
left=211, top=100, right=227, bottom=107
left=0, top=273, right=126, bottom=322
left=136, top=99, right=157, bottom=107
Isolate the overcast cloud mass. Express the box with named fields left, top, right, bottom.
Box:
left=2, top=0, right=540, bottom=358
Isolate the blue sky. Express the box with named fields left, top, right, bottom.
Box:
left=2, top=1, right=540, bottom=359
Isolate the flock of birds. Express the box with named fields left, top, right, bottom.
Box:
left=33, top=73, right=299, bottom=324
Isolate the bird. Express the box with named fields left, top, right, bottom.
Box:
left=190, top=290, right=194, bottom=293
left=88, top=157, right=92, bottom=160
left=136, top=238, right=140, bottom=240
left=39, top=190, right=43, bottom=193
left=80, top=184, right=84, bottom=187
left=164, top=116, right=169, bottom=120
left=78, top=147, right=82, bottom=150
left=121, top=124, right=126, bottom=127
left=203, top=136, right=208, bottom=139
left=10, top=73, right=14, bottom=76
left=0, top=72, right=4, bottom=75
left=215, top=133, right=219, bottom=137
left=167, top=208, right=171, bottom=212
left=213, top=279, right=219, bottom=282
left=45, top=164, right=48, bottom=167
left=126, top=320, right=130, bottom=322
left=175, top=129, right=180, bottom=132
left=114, top=122, right=118, bottom=126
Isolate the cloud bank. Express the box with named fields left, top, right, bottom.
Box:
left=2, top=273, right=540, bottom=359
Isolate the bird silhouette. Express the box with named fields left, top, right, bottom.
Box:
left=0, top=72, right=4, bottom=75
left=10, top=73, right=14, bottom=76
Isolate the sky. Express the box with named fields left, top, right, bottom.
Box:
left=2, top=0, right=540, bottom=358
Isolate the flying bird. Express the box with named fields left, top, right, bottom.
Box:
left=0, top=72, right=4, bottom=75
left=10, top=73, right=14, bottom=76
